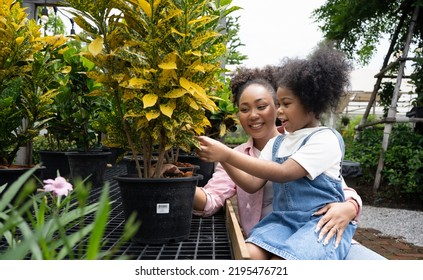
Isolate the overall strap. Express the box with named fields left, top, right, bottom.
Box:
left=272, top=134, right=286, bottom=162
left=298, top=127, right=345, bottom=178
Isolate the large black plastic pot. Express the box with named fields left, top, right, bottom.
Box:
left=0, top=165, right=46, bottom=203
left=66, top=151, right=111, bottom=188
left=114, top=174, right=202, bottom=244
left=38, top=150, right=70, bottom=179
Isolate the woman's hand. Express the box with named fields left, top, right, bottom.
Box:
left=313, top=201, right=356, bottom=248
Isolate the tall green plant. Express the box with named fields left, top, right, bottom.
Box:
left=44, top=41, right=105, bottom=152
left=64, top=0, right=241, bottom=178
left=0, top=0, right=68, bottom=166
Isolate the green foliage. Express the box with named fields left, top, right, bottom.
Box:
left=205, top=75, right=239, bottom=139
left=313, top=0, right=405, bottom=66
left=0, top=0, right=68, bottom=166
left=378, top=81, right=395, bottom=117
left=383, top=124, right=423, bottom=194
left=45, top=41, right=104, bottom=152
left=345, top=123, right=423, bottom=195
left=409, top=46, right=423, bottom=107
left=221, top=15, right=248, bottom=66
left=345, top=126, right=382, bottom=182
left=0, top=168, right=139, bottom=259
left=223, top=124, right=249, bottom=145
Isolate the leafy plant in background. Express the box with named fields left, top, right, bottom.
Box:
left=43, top=40, right=105, bottom=152
left=378, top=81, right=395, bottom=118
left=383, top=124, right=423, bottom=195
left=205, top=75, right=238, bottom=139
left=0, top=169, right=139, bottom=259
left=408, top=45, right=423, bottom=107
left=0, top=0, right=68, bottom=166
left=345, top=120, right=423, bottom=199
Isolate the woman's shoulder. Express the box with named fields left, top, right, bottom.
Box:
left=233, top=137, right=254, bottom=152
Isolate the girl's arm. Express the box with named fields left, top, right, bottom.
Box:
left=196, top=136, right=308, bottom=193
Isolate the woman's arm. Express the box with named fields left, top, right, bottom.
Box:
left=192, top=162, right=237, bottom=216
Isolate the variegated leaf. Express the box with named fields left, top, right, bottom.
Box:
left=160, top=102, right=176, bottom=118
left=143, top=93, right=158, bottom=108
left=88, top=37, right=103, bottom=57
left=145, top=109, right=160, bottom=121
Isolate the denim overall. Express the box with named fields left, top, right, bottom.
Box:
left=246, top=128, right=357, bottom=259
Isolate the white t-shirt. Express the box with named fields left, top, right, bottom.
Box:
left=259, top=127, right=343, bottom=181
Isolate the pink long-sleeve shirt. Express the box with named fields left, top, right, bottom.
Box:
left=193, top=137, right=362, bottom=237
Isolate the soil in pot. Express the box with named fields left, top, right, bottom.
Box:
left=123, top=156, right=199, bottom=177
left=178, top=154, right=215, bottom=187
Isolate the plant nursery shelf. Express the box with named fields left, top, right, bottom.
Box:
left=78, top=165, right=233, bottom=260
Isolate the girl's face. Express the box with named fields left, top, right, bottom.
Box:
left=276, top=86, right=317, bottom=133
left=238, top=84, right=278, bottom=143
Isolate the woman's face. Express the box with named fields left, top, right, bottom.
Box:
left=237, top=84, right=278, bottom=142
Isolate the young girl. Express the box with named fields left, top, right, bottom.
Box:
left=196, top=43, right=356, bottom=260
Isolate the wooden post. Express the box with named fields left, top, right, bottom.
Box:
left=373, top=5, right=420, bottom=192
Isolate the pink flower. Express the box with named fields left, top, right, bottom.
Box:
left=43, top=176, right=73, bottom=197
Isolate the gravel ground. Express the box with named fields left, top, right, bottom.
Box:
left=358, top=205, right=423, bottom=247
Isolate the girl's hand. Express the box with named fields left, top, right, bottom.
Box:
left=313, top=201, right=356, bottom=248
left=195, top=136, right=231, bottom=162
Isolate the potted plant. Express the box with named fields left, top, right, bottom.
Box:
left=51, top=40, right=112, bottom=187
left=0, top=0, right=68, bottom=186
left=64, top=0, right=240, bottom=243
left=35, top=40, right=82, bottom=180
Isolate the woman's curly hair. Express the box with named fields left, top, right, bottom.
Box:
left=276, top=42, right=352, bottom=118
left=229, top=65, right=280, bottom=106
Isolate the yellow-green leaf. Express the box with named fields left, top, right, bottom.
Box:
left=188, top=97, right=199, bottom=110
left=158, top=62, right=177, bottom=70
left=180, top=77, right=193, bottom=92
left=125, top=77, right=150, bottom=89
left=143, top=93, right=158, bottom=108
left=153, top=0, right=162, bottom=9
left=61, top=66, right=72, bottom=74
left=171, top=27, right=186, bottom=37
left=88, top=37, right=103, bottom=57
left=146, top=110, right=160, bottom=121
left=219, top=123, right=226, bottom=138
left=138, top=0, right=152, bottom=18
left=15, top=36, right=24, bottom=45
left=163, top=88, right=187, bottom=98
left=160, top=102, right=176, bottom=118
